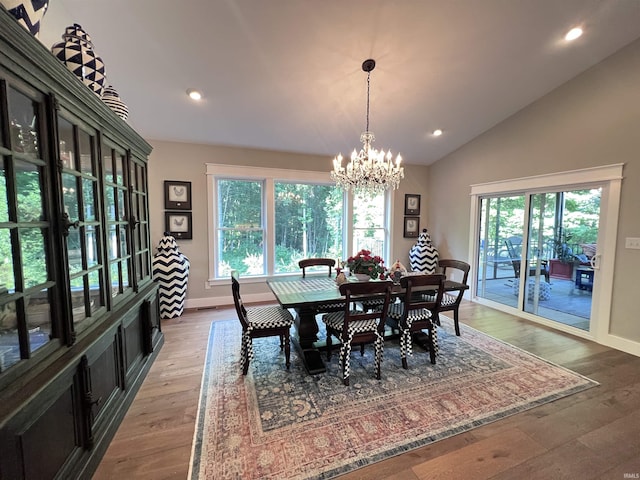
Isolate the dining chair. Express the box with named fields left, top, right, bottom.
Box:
left=436, top=259, right=470, bottom=336
left=322, top=281, right=392, bottom=386
left=231, top=271, right=294, bottom=375
left=298, top=258, right=336, bottom=278
left=386, top=274, right=445, bottom=368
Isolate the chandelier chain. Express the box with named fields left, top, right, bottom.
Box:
left=366, top=71, right=370, bottom=133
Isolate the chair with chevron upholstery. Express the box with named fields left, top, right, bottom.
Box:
left=322, top=280, right=392, bottom=386
left=435, top=259, right=470, bottom=336
left=386, top=274, right=445, bottom=368
left=231, top=271, right=294, bottom=375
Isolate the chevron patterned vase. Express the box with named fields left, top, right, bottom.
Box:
left=153, top=235, right=190, bottom=319
left=409, top=228, right=439, bottom=274
left=51, top=24, right=107, bottom=97
left=1, top=0, right=49, bottom=37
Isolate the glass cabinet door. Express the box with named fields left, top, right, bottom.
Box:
left=1, top=82, right=57, bottom=372
left=130, top=155, right=151, bottom=286
left=57, top=115, right=105, bottom=335
left=103, top=141, right=132, bottom=300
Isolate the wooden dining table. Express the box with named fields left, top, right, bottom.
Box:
left=267, top=275, right=468, bottom=374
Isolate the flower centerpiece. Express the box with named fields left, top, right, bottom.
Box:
left=345, top=249, right=386, bottom=280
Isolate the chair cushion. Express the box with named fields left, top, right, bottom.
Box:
left=440, top=293, right=457, bottom=307
left=323, top=311, right=379, bottom=333
left=421, top=292, right=456, bottom=306
left=387, top=302, right=432, bottom=322
left=247, top=305, right=294, bottom=329
left=316, top=302, right=346, bottom=312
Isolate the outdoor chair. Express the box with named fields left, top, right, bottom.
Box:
left=322, top=281, right=392, bottom=386
left=231, top=271, right=294, bottom=375
left=298, top=258, right=335, bottom=278
left=386, top=274, right=445, bottom=368
left=504, top=237, right=550, bottom=284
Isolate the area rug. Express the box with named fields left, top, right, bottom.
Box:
left=188, top=316, right=597, bottom=479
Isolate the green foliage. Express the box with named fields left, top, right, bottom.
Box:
left=481, top=188, right=601, bottom=262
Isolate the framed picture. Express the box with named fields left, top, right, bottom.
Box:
left=164, top=180, right=192, bottom=210
left=404, top=216, right=420, bottom=238
left=404, top=194, right=421, bottom=215
left=165, top=211, right=193, bottom=239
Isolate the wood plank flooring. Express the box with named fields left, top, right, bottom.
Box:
left=92, top=302, right=640, bottom=479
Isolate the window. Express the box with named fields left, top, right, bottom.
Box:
left=206, top=164, right=391, bottom=282
left=216, top=178, right=265, bottom=277
left=353, top=191, right=386, bottom=258
left=274, top=182, right=343, bottom=274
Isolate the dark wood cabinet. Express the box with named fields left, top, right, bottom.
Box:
left=0, top=8, right=162, bottom=479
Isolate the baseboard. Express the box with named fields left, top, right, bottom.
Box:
left=603, top=333, right=640, bottom=357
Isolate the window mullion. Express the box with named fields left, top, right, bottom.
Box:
left=265, top=178, right=274, bottom=276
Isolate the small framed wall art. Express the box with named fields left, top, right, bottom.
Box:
left=164, top=180, right=192, bottom=210
left=404, top=216, right=420, bottom=238
left=165, top=211, right=193, bottom=240
left=404, top=194, right=421, bottom=215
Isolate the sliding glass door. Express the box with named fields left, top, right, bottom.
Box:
left=476, top=188, right=601, bottom=332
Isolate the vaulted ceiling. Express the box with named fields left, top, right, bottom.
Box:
left=38, top=0, right=640, bottom=166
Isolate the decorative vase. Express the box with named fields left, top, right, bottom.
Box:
left=354, top=273, right=371, bottom=282
left=1, top=0, right=49, bottom=37
left=101, top=84, right=129, bottom=121
left=409, top=228, right=439, bottom=274
left=152, top=235, right=190, bottom=319
left=51, top=24, right=107, bottom=97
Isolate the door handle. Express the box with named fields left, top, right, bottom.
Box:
left=61, top=212, right=79, bottom=236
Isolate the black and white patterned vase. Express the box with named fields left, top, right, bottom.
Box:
left=1, top=0, right=49, bottom=37
left=409, top=228, right=439, bottom=273
left=153, top=235, right=190, bottom=319
left=102, top=85, right=129, bottom=121
left=51, top=24, right=107, bottom=97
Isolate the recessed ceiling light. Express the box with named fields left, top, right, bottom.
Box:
left=432, top=129, right=443, bottom=137
left=565, top=27, right=583, bottom=41
left=186, top=88, right=202, bottom=101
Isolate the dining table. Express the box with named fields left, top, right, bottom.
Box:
left=267, top=274, right=468, bottom=374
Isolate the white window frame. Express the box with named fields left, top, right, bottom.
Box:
left=206, top=163, right=393, bottom=286
left=469, top=163, right=623, bottom=346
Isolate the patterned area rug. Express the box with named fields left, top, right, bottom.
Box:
left=189, top=316, right=597, bottom=479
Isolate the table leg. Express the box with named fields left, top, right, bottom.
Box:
left=293, top=306, right=326, bottom=375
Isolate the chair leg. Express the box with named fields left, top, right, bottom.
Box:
left=340, top=342, right=351, bottom=386
left=326, top=331, right=333, bottom=361
left=360, top=343, right=365, bottom=356
left=374, top=335, right=383, bottom=380
left=241, top=333, right=251, bottom=375
left=279, top=334, right=285, bottom=350
left=453, top=309, right=461, bottom=336
left=428, top=328, right=436, bottom=365
left=284, top=333, right=291, bottom=369
left=400, top=330, right=410, bottom=370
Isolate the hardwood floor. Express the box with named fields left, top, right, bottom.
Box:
left=93, top=302, right=640, bottom=479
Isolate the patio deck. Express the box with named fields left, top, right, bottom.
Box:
left=477, top=273, right=592, bottom=331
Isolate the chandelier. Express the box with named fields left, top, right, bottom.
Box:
left=331, top=59, right=404, bottom=195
